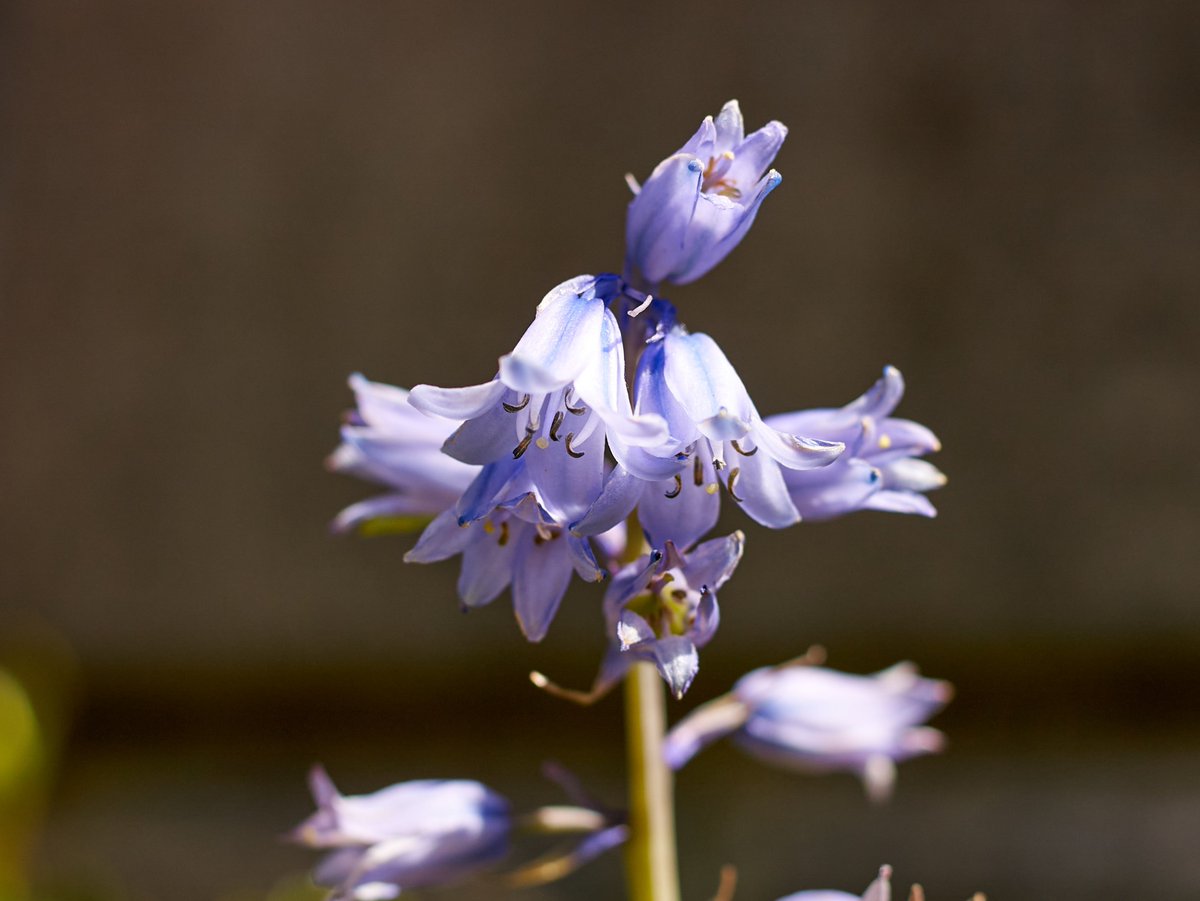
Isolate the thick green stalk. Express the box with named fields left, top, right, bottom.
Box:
left=623, top=660, right=681, bottom=901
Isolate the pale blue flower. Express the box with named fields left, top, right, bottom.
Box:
left=405, top=492, right=602, bottom=642
left=664, top=661, right=951, bottom=800
left=777, top=865, right=893, bottom=901
left=625, top=100, right=786, bottom=287
left=291, top=766, right=510, bottom=900
left=766, top=367, right=945, bottom=520
left=409, top=274, right=669, bottom=527
left=573, top=324, right=844, bottom=547
left=327, top=374, right=476, bottom=534
left=599, top=532, right=743, bottom=700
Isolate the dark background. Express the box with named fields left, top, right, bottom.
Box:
left=3, top=1, right=1199, bottom=899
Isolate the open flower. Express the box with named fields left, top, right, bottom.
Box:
left=409, top=274, right=668, bottom=527
left=405, top=492, right=602, bottom=642
left=573, top=326, right=844, bottom=547
left=327, top=374, right=477, bottom=535
left=777, top=864, right=894, bottom=901
left=766, top=367, right=945, bottom=520
left=625, top=100, right=787, bottom=287
left=664, top=660, right=951, bottom=800
left=291, top=766, right=511, bottom=901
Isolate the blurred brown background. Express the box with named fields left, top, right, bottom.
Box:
left=2, top=1, right=1199, bottom=899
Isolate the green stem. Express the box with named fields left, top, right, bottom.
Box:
left=623, top=660, right=681, bottom=901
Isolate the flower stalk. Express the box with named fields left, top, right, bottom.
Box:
left=623, top=660, right=681, bottom=901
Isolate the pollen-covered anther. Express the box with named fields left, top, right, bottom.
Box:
left=549, top=411, right=565, bottom=441
left=503, top=393, right=531, bottom=413
left=513, top=428, right=534, bottom=459
left=665, top=474, right=683, bottom=499
left=731, top=439, right=757, bottom=456
left=564, top=391, right=586, bottom=416
left=726, top=467, right=743, bottom=502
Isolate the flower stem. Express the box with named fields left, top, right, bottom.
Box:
left=623, top=659, right=681, bottom=901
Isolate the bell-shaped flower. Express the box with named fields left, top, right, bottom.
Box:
left=409, top=274, right=668, bottom=527
left=328, top=374, right=477, bottom=535
left=625, top=99, right=786, bottom=287
left=664, top=660, right=951, bottom=800
left=765, top=367, right=945, bottom=521
left=777, top=865, right=894, bottom=901
left=530, top=532, right=743, bottom=703
left=573, top=326, right=844, bottom=548
left=291, top=765, right=511, bottom=901
left=405, top=491, right=602, bottom=642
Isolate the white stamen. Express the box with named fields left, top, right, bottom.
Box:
left=627, top=294, right=654, bottom=318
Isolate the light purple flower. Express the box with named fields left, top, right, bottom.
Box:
left=573, top=326, right=844, bottom=548
left=625, top=100, right=787, bottom=287
left=777, top=865, right=893, bottom=901
left=409, top=274, right=669, bottom=527
left=601, top=532, right=743, bottom=700
left=765, top=367, right=945, bottom=521
left=405, top=492, right=602, bottom=642
left=328, top=374, right=476, bottom=535
left=664, top=661, right=951, bottom=800
left=291, top=766, right=511, bottom=901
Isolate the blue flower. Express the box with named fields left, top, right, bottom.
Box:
left=777, top=865, right=893, bottom=901
left=409, top=274, right=669, bottom=527
left=625, top=100, right=786, bottom=287
left=405, top=492, right=603, bottom=642
left=765, top=367, right=945, bottom=520
left=573, top=325, right=844, bottom=548
left=327, top=374, right=476, bottom=535
left=664, top=660, right=951, bottom=800
left=291, top=766, right=511, bottom=901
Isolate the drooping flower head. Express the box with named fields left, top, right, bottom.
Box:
left=291, top=766, right=511, bottom=900
left=625, top=100, right=787, bottom=287
left=766, top=367, right=945, bottom=520
left=664, top=659, right=951, bottom=800
left=573, top=315, right=845, bottom=548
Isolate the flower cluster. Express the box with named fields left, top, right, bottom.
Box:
left=315, top=99, right=952, bottom=897
left=330, top=102, right=943, bottom=698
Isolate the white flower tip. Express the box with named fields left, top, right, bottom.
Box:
left=720, top=99, right=741, bottom=115
left=529, top=671, right=549, bottom=688
left=616, top=621, right=642, bottom=651
left=907, top=726, right=947, bottom=754
left=624, top=172, right=641, bottom=195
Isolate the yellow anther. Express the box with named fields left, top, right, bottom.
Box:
left=878, top=434, right=892, bottom=450
left=706, top=483, right=719, bottom=495
left=482, top=520, right=495, bottom=534
left=535, top=437, right=550, bottom=450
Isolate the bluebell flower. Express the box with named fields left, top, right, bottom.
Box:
left=405, top=492, right=603, bottom=642
left=409, top=274, right=669, bottom=527
left=625, top=100, right=786, bottom=287
left=777, top=865, right=893, bottom=901
left=765, top=367, right=945, bottom=520
left=291, top=766, right=511, bottom=901
left=327, top=374, right=476, bottom=535
left=573, top=326, right=844, bottom=547
left=664, top=660, right=951, bottom=800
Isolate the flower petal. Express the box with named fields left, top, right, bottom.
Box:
left=625, top=154, right=705, bottom=285
left=409, top=380, right=507, bottom=420
left=680, top=531, right=744, bottom=593
left=512, top=536, right=576, bottom=642
left=523, top=419, right=605, bottom=523
left=499, top=278, right=606, bottom=394
left=663, top=331, right=753, bottom=441
left=862, top=490, right=938, bottom=518
left=725, top=446, right=800, bottom=528
left=663, top=696, right=751, bottom=770
left=729, top=120, right=787, bottom=186
left=457, top=523, right=519, bottom=608
left=750, top=419, right=844, bottom=470
left=454, top=458, right=521, bottom=525
left=646, top=636, right=700, bottom=700
left=636, top=465, right=721, bottom=551
left=689, top=590, right=720, bottom=649
left=440, top=402, right=515, bottom=465
left=571, top=465, right=644, bottom=538
left=405, top=509, right=474, bottom=563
